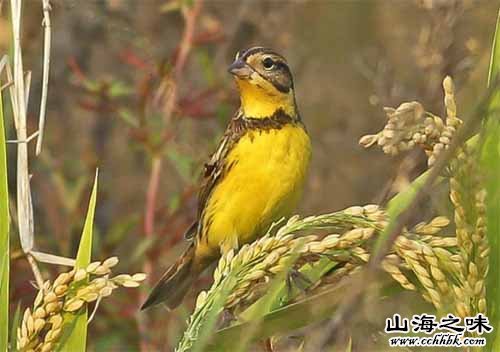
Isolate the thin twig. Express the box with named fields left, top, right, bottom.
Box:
left=6, top=130, right=40, bottom=144
left=0, top=55, right=7, bottom=75
left=138, top=156, right=162, bottom=352
left=36, top=0, right=51, bottom=155
left=11, top=0, right=35, bottom=254
left=24, top=70, right=31, bottom=110
left=6, top=2, right=75, bottom=277
left=26, top=253, right=44, bottom=290
left=144, top=157, right=162, bottom=239
left=9, top=0, right=44, bottom=292
left=88, top=296, right=102, bottom=324
left=154, top=0, right=203, bottom=122
left=4, top=58, right=19, bottom=129
left=0, top=80, right=14, bottom=92
left=174, top=0, right=203, bottom=78
left=30, top=250, right=76, bottom=267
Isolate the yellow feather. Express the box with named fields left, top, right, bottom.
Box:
left=235, top=77, right=296, bottom=118
left=196, top=123, right=311, bottom=257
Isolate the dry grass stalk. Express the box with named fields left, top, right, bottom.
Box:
left=3, top=0, right=81, bottom=289
left=36, top=0, right=52, bottom=155
left=17, top=258, right=145, bottom=352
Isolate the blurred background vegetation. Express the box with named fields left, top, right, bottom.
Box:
left=1, top=0, right=499, bottom=350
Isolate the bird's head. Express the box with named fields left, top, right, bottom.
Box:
left=228, top=47, right=297, bottom=118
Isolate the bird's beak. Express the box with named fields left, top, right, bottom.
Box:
left=228, top=58, right=253, bottom=78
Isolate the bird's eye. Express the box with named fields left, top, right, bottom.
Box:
left=262, top=57, right=275, bottom=70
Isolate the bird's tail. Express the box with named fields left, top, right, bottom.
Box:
left=141, top=243, right=197, bottom=310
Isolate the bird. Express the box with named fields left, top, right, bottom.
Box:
left=141, top=46, right=311, bottom=310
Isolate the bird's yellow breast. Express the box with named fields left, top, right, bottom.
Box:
left=199, top=123, right=311, bottom=255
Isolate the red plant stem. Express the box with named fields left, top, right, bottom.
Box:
left=175, top=0, right=203, bottom=76
left=145, top=157, right=162, bottom=238
left=138, top=2, right=203, bottom=350
left=139, top=156, right=162, bottom=351
left=67, top=57, right=87, bottom=83
left=158, top=0, right=203, bottom=125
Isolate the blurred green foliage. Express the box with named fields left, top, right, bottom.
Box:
left=3, top=1, right=499, bottom=350
left=59, top=173, right=98, bottom=352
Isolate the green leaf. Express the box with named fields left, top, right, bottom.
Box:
left=10, top=303, right=21, bottom=352
left=386, top=171, right=429, bottom=218
left=176, top=272, right=236, bottom=352
left=231, top=251, right=302, bottom=352
left=0, top=84, right=9, bottom=352
left=166, top=149, right=194, bottom=182
left=118, top=109, right=139, bottom=128
left=239, top=257, right=336, bottom=322
left=190, top=283, right=232, bottom=352
left=483, top=8, right=500, bottom=350
left=109, top=80, right=132, bottom=98
left=487, top=9, right=500, bottom=89
left=481, top=114, right=500, bottom=351
left=197, top=49, right=216, bottom=86
left=369, top=170, right=429, bottom=256
left=58, top=171, right=99, bottom=352
left=208, top=277, right=357, bottom=351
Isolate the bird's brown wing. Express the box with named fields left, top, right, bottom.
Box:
left=184, top=110, right=246, bottom=240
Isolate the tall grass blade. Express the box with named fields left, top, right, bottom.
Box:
left=232, top=251, right=303, bottom=352
left=190, top=274, right=234, bottom=352
left=483, top=8, right=500, bottom=350
left=9, top=301, right=22, bottom=351
left=58, top=171, right=98, bottom=352
left=10, top=303, right=21, bottom=352
left=0, top=85, right=9, bottom=352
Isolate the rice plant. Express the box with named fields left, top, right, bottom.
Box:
left=0, top=1, right=498, bottom=351
left=175, top=21, right=500, bottom=351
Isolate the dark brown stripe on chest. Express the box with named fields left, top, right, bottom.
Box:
left=230, top=108, right=296, bottom=140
